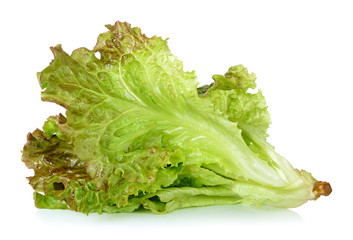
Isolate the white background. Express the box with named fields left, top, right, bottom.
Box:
left=1, top=0, right=352, bottom=239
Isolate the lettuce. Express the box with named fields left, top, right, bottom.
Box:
left=22, top=21, right=331, bottom=214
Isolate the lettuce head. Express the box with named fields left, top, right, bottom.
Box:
left=22, top=21, right=331, bottom=214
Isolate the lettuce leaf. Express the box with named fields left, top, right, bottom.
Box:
left=22, top=21, right=331, bottom=214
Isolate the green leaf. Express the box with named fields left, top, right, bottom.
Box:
left=200, top=65, right=271, bottom=139
left=38, top=23, right=284, bottom=187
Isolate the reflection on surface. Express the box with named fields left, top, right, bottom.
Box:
left=35, top=204, right=302, bottom=228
